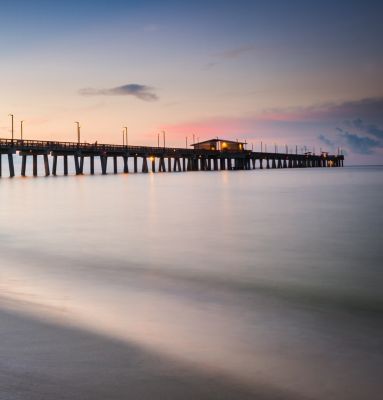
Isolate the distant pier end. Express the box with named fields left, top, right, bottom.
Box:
left=0, top=137, right=344, bottom=178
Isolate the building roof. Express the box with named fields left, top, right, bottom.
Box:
left=191, top=138, right=246, bottom=146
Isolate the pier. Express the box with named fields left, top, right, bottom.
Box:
left=0, top=138, right=344, bottom=178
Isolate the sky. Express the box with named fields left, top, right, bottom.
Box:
left=0, top=0, right=382, bottom=164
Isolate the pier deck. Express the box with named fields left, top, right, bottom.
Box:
left=0, top=138, right=344, bottom=177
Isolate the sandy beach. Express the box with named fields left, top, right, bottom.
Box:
left=0, top=301, right=302, bottom=400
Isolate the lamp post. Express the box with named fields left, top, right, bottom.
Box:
left=75, top=121, right=80, bottom=143
left=124, top=127, right=128, bottom=146
left=185, top=136, right=188, bottom=148
left=8, top=114, right=14, bottom=141
left=20, top=120, right=24, bottom=140
left=162, top=130, right=166, bottom=148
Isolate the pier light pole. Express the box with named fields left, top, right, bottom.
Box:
left=8, top=114, right=14, bottom=141
left=124, top=127, right=128, bottom=146
left=193, top=134, right=195, bottom=145
left=274, top=143, right=277, bottom=154
left=122, top=129, right=125, bottom=146
left=162, top=130, right=166, bottom=148
left=261, top=141, right=263, bottom=153
left=185, top=136, right=188, bottom=148
left=20, top=120, right=24, bottom=140
left=157, top=133, right=160, bottom=147
left=75, top=121, right=80, bottom=143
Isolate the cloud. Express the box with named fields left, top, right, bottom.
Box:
left=348, top=118, right=383, bottom=140
left=79, top=84, right=158, bottom=101
left=263, top=97, right=383, bottom=122
left=204, top=44, right=257, bottom=69
left=336, top=128, right=380, bottom=154
left=318, top=134, right=335, bottom=147
left=213, top=44, right=257, bottom=60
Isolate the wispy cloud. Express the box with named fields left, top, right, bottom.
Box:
left=204, top=44, right=257, bottom=69
left=79, top=84, right=158, bottom=101
left=336, top=128, right=380, bottom=154
left=213, top=44, right=257, bottom=60
left=347, top=118, right=383, bottom=140
left=318, top=134, right=335, bottom=147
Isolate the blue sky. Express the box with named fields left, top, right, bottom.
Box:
left=1, top=0, right=382, bottom=163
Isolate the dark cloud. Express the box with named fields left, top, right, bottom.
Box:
left=348, top=118, right=383, bottom=140
left=79, top=84, right=158, bottom=101
left=318, top=134, right=335, bottom=147
left=265, top=97, right=383, bottom=122
left=336, top=128, right=380, bottom=154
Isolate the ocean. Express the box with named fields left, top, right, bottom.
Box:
left=1, top=165, right=382, bottom=399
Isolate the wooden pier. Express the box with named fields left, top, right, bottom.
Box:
left=0, top=138, right=344, bottom=178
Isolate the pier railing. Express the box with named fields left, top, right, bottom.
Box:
left=0, top=137, right=344, bottom=177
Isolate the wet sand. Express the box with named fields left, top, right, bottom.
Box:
left=0, top=304, right=302, bottom=400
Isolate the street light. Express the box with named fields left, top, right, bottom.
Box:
left=8, top=114, right=14, bottom=141
left=20, top=120, right=24, bottom=140
left=162, top=130, right=166, bottom=148
left=124, top=127, right=128, bottom=146
left=75, top=121, right=80, bottom=143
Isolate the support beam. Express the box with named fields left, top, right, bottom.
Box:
left=151, top=157, right=156, bottom=172
left=167, top=157, right=172, bottom=172
left=8, top=153, right=15, bottom=178
left=64, top=155, right=68, bottom=175
left=113, top=156, right=118, bottom=174
left=52, top=155, right=57, bottom=176
left=44, top=154, right=50, bottom=176
left=33, top=154, right=38, bottom=177
left=123, top=156, right=128, bottom=173
left=21, top=155, right=27, bottom=176
left=142, top=156, right=148, bottom=173
left=101, top=156, right=107, bottom=175
left=90, top=156, right=95, bottom=175
left=159, top=157, right=166, bottom=172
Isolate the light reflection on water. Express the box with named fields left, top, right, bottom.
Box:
left=1, top=166, right=383, bottom=399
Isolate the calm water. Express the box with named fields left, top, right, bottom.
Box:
left=1, top=165, right=382, bottom=399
